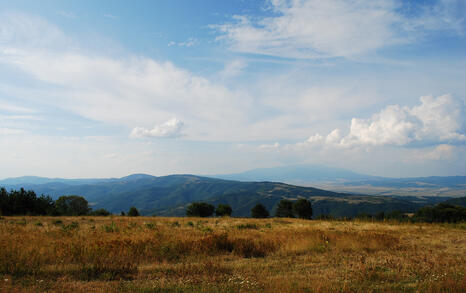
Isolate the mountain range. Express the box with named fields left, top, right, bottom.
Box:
left=2, top=165, right=462, bottom=217
left=212, top=165, right=466, bottom=197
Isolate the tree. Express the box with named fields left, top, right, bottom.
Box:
left=215, top=204, right=232, bottom=217
left=186, top=202, right=215, bottom=217
left=414, top=203, right=466, bottom=223
left=0, top=188, right=55, bottom=216
left=293, top=198, right=313, bottom=219
left=251, top=203, right=269, bottom=218
left=89, top=208, right=111, bottom=216
left=128, top=206, right=140, bottom=217
left=275, top=199, right=294, bottom=218
left=55, top=195, right=90, bottom=216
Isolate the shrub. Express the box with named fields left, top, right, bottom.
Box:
left=215, top=204, right=232, bottom=217
left=90, top=208, right=111, bottom=216
left=127, top=207, right=140, bottom=217
left=62, top=221, right=79, bottom=232
left=103, top=222, right=118, bottom=233
left=251, top=203, right=269, bottom=218
left=236, top=223, right=258, bottom=230
left=186, top=202, right=215, bottom=217
left=52, top=219, right=63, bottom=225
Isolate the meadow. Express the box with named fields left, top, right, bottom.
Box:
left=0, top=216, right=465, bottom=292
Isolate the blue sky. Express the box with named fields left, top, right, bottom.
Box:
left=0, top=0, right=465, bottom=178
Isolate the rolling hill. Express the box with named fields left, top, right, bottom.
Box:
left=0, top=174, right=448, bottom=217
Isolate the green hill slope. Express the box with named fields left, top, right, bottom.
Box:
left=1, top=174, right=438, bottom=217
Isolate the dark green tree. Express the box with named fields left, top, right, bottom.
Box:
left=292, top=198, right=313, bottom=219
left=89, top=208, right=111, bottom=216
left=0, top=188, right=7, bottom=215
left=251, top=203, right=269, bottom=218
left=54, top=195, right=90, bottom=216
left=215, top=204, right=232, bottom=217
left=414, top=203, right=466, bottom=223
left=0, top=188, right=54, bottom=216
left=275, top=199, right=294, bottom=218
left=128, top=206, right=140, bottom=217
left=186, top=202, right=215, bottom=217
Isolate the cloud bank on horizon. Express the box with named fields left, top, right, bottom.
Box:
left=0, top=0, right=465, bottom=178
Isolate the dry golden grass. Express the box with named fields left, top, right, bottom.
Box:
left=0, top=216, right=465, bottom=292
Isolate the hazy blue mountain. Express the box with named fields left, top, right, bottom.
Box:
left=0, top=176, right=113, bottom=186
left=344, top=176, right=466, bottom=188
left=213, top=165, right=466, bottom=197
left=213, top=164, right=377, bottom=183
left=0, top=173, right=446, bottom=217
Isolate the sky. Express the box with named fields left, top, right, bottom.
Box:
left=0, top=0, right=465, bottom=179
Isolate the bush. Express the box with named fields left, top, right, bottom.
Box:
left=186, top=202, right=215, bottom=217
left=293, top=198, right=313, bottom=219
left=90, top=208, right=111, bottom=216
left=251, top=204, right=269, bottom=218
left=215, top=204, right=232, bottom=217
left=127, top=207, right=140, bottom=217
left=236, top=223, right=258, bottom=229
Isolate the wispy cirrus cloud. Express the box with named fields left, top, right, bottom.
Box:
left=214, top=0, right=466, bottom=59
left=0, top=12, right=252, bottom=141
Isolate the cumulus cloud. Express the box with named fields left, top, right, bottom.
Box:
left=214, top=0, right=465, bottom=58
left=305, top=94, right=465, bottom=148
left=130, top=118, right=184, bottom=139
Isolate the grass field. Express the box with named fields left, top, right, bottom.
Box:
left=1, top=216, right=465, bottom=292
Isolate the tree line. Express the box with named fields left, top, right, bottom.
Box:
left=186, top=198, right=313, bottom=219
left=352, top=203, right=466, bottom=223
left=2, top=187, right=464, bottom=223
left=0, top=188, right=111, bottom=216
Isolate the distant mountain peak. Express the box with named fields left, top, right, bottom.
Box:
left=120, top=174, right=156, bottom=180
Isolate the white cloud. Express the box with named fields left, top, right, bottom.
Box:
left=259, top=142, right=280, bottom=150
left=304, top=94, right=465, bottom=148
left=0, top=12, right=70, bottom=50
left=167, top=38, right=198, bottom=48
left=219, top=59, right=247, bottom=79
left=0, top=13, right=253, bottom=141
left=130, top=118, right=184, bottom=139
left=214, top=0, right=465, bottom=59
left=0, top=102, right=36, bottom=113
left=0, top=128, right=25, bottom=135
left=410, top=144, right=455, bottom=161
